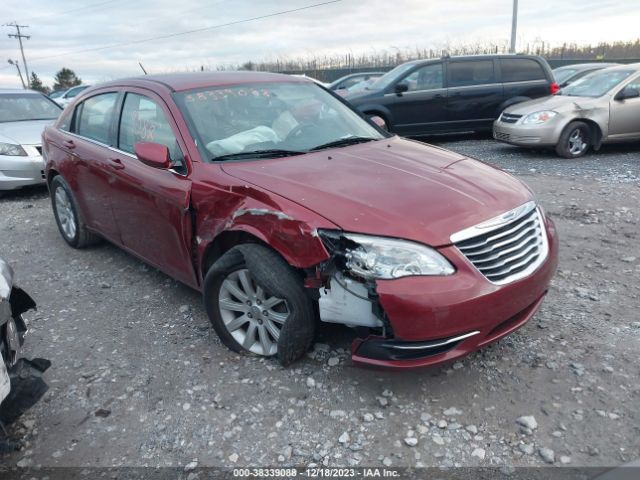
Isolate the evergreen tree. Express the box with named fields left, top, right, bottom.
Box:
left=29, top=72, right=49, bottom=94
left=53, top=68, right=82, bottom=91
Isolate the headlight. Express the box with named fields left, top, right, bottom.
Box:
left=0, top=142, right=27, bottom=156
left=320, top=231, right=455, bottom=279
left=522, top=111, right=558, bottom=125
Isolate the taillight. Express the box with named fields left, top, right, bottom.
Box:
left=550, top=82, right=560, bottom=95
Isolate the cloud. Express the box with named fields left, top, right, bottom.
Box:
left=0, top=0, right=637, bottom=89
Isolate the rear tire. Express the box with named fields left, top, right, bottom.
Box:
left=556, top=121, right=591, bottom=158
left=203, top=244, right=316, bottom=366
left=50, top=176, right=100, bottom=248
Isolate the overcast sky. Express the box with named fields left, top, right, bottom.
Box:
left=1, top=0, right=637, bottom=89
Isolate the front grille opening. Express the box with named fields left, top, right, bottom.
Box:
left=35, top=146, right=43, bottom=155
left=454, top=206, right=547, bottom=285
left=500, top=113, right=522, bottom=124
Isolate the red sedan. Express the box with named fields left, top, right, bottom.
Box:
left=42, top=72, right=558, bottom=368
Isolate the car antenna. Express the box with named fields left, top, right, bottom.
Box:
left=138, top=62, right=148, bottom=75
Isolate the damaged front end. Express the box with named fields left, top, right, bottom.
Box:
left=0, top=258, right=50, bottom=444
left=313, top=231, right=457, bottom=365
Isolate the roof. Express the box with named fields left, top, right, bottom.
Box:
left=95, top=71, right=308, bottom=93
left=553, top=62, right=619, bottom=71
left=0, top=88, right=42, bottom=95
left=404, top=54, right=546, bottom=66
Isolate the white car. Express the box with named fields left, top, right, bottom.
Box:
left=54, top=85, right=90, bottom=108
left=0, top=89, right=62, bottom=192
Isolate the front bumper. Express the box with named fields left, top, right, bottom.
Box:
left=0, top=146, right=46, bottom=191
left=352, top=217, right=559, bottom=369
left=493, top=119, right=562, bottom=147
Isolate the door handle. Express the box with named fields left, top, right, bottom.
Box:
left=107, top=158, right=125, bottom=170
left=62, top=139, right=75, bottom=149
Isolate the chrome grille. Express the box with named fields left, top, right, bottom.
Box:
left=451, top=202, right=548, bottom=285
left=500, top=113, right=522, bottom=124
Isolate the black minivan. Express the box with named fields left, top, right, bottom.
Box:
left=346, top=55, right=558, bottom=136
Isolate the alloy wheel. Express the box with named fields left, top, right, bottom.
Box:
left=55, top=187, right=77, bottom=240
left=218, top=268, right=289, bottom=356
left=568, top=128, right=588, bottom=156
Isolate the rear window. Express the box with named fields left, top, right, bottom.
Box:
left=75, top=92, right=118, bottom=145
left=501, top=59, right=547, bottom=82
left=449, top=60, right=495, bottom=87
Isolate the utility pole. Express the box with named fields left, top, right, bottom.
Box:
left=7, top=59, right=26, bottom=89
left=5, top=22, right=31, bottom=86
left=509, top=0, right=518, bottom=54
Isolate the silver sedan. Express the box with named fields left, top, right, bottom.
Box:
left=0, top=89, right=62, bottom=192
left=494, top=64, right=640, bottom=158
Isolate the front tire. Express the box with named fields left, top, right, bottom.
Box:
left=556, top=121, right=591, bottom=158
left=203, top=244, right=316, bottom=366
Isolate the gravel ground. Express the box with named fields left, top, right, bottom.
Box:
left=1, top=138, right=639, bottom=470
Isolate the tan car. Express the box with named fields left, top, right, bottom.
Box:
left=493, top=64, right=640, bottom=158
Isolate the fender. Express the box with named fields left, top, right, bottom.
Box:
left=354, top=104, right=394, bottom=128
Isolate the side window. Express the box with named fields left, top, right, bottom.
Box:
left=118, top=93, right=185, bottom=171
left=57, top=108, right=73, bottom=131
left=624, top=78, right=640, bottom=92
left=401, top=64, right=443, bottom=92
left=449, top=60, right=495, bottom=87
left=76, top=92, right=118, bottom=144
left=501, top=59, right=546, bottom=82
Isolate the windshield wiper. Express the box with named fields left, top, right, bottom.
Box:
left=213, top=149, right=306, bottom=161
left=309, top=136, right=377, bottom=152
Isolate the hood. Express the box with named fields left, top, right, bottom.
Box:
left=221, top=137, right=533, bottom=246
left=345, top=88, right=384, bottom=103
left=504, top=94, right=602, bottom=115
left=0, top=119, right=54, bottom=145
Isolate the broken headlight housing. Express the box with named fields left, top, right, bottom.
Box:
left=319, top=231, right=455, bottom=280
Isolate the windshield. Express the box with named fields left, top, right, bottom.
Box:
left=0, top=93, right=62, bottom=122
left=553, top=68, right=578, bottom=85
left=66, top=86, right=89, bottom=98
left=370, top=63, right=417, bottom=90
left=560, top=69, right=633, bottom=97
left=176, top=82, right=385, bottom=160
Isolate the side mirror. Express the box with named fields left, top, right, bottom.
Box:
left=134, top=142, right=171, bottom=169
left=369, top=115, right=387, bottom=130
left=394, top=83, right=409, bottom=96
left=615, top=87, right=640, bottom=101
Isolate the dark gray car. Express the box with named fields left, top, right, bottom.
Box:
left=345, top=54, right=557, bottom=136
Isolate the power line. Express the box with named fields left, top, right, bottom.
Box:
left=5, top=21, right=31, bottom=85
left=27, top=0, right=342, bottom=64
left=26, top=0, right=126, bottom=21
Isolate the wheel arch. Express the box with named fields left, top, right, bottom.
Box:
left=570, top=118, right=604, bottom=150
left=201, top=229, right=269, bottom=278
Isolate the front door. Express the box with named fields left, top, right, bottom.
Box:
left=609, top=76, right=640, bottom=141
left=383, top=62, right=447, bottom=135
left=107, top=89, right=197, bottom=288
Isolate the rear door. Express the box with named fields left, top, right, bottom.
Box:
left=107, top=88, right=197, bottom=287
left=57, top=91, right=121, bottom=241
left=383, top=62, right=447, bottom=135
left=446, top=59, right=501, bottom=130
left=500, top=58, right=550, bottom=101
left=609, top=75, right=640, bottom=140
